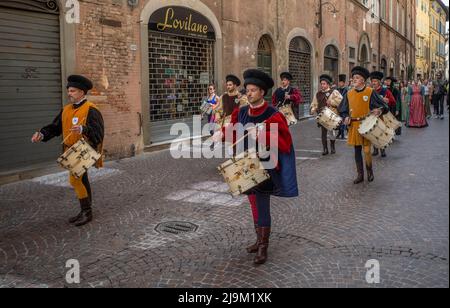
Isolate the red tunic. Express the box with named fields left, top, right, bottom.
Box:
left=223, top=101, right=292, bottom=154
left=375, top=87, right=396, bottom=109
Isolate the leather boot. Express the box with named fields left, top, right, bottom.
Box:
left=354, top=161, right=365, bottom=185
left=69, top=198, right=88, bottom=224
left=330, top=140, right=336, bottom=154
left=372, top=147, right=379, bottom=156
left=246, top=224, right=259, bottom=254
left=254, top=227, right=271, bottom=265
left=367, top=165, right=375, bottom=182
left=74, top=198, right=93, bottom=227
left=322, top=134, right=329, bottom=156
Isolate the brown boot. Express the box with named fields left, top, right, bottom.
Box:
left=246, top=224, right=259, bottom=254
left=254, top=227, right=271, bottom=265
left=69, top=198, right=88, bottom=224
left=74, top=198, right=93, bottom=227
left=354, top=161, right=365, bottom=184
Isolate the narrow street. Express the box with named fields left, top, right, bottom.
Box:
left=0, top=116, right=448, bottom=288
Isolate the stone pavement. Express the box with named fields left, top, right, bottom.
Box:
left=0, top=114, right=448, bottom=288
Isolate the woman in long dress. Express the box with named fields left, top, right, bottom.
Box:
left=400, top=81, right=409, bottom=124
left=408, top=80, right=428, bottom=128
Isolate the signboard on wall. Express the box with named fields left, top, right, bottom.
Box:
left=149, top=6, right=216, bottom=40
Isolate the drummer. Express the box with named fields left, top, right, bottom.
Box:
left=218, top=75, right=242, bottom=122
left=369, top=71, right=397, bottom=158
left=310, top=74, right=343, bottom=155
left=272, top=72, right=303, bottom=119
left=338, top=67, right=389, bottom=184
left=213, top=69, right=298, bottom=265
left=31, top=75, right=104, bottom=227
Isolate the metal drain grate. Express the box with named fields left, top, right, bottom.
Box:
left=155, top=221, right=199, bottom=235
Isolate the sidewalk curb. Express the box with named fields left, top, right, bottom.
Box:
left=1, top=116, right=314, bottom=186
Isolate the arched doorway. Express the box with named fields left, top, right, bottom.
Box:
left=380, top=58, right=388, bottom=76
left=0, top=0, right=62, bottom=172
left=358, top=33, right=371, bottom=69
left=324, top=45, right=339, bottom=85
left=389, top=60, right=395, bottom=78
left=289, top=36, right=312, bottom=117
left=359, top=44, right=369, bottom=68
left=147, top=6, right=217, bottom=145
left=257, top=35, right=274, bottom=100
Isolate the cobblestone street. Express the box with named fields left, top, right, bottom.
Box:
left=0, top=115, right=448, bottom=288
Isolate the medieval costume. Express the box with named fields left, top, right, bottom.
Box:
left=408, top=82, right=428, bottom=128
left=223, top=69, right=298, bottom=265
left=385, top=76, right=402, bottom=135
left=338, top=67, right=389, bottom=184
left=37, top=75, right=104, bottom=227
left=272, top=72, right=303, bottom=119
left=370, top=71, right=396, bottom=158
left=336, top=74, right=349, bottom=139
left=310, top=74, right=343, bottom=155
left=220, top=75, right=242, bottom=117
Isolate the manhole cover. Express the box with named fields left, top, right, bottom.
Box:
left=155, top=221, right=199, bottom=235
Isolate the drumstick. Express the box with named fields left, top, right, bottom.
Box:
left=61, top=117, right=86, bottom=145
left=276, top=98, right=288, bottom=109
left=229, top=122, right=266, bottom=149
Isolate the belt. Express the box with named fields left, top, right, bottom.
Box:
left=350, top=117, right=366, bottom=122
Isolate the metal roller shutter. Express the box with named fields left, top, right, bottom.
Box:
left=0, top=5, right=62, bottom=172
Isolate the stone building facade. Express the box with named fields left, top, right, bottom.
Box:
left=0, top=0, right=416, bottom=173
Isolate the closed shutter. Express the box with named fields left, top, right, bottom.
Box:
left=0, top=6, right=62, bottom=172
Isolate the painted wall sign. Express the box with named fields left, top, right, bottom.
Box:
left=149, top=6, right=216, bottom=40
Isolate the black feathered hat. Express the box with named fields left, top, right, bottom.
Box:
left=67, top=75, right=93, bottom=94
left=351, top=66, right=370, bottom=80
left=243, top=69, right=275, bottom=95
left=280, top=72, right=294, bottom=81
left=226, top=74, right=241, bottom=87
left=370, top=71, right=384, bottom=81
left=320, top=74, right=333, bottom=85
left=339, top=74, right=347, bottom=83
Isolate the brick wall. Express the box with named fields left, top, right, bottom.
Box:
left=76, top=0, right=142, bottom=159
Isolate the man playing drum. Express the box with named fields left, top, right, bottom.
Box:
left=214, top=69, right=298, bottom=265
left=310, top=74, right=343, bottom=155
left=272, top=72, right=303, bottom=120
left=217, top=75, right=242, bottom=122
left=369, top=71, right=397, bottom=158
left=338, top=67, right=389, bottom=184
left=31, top=75, right=104, bottom=227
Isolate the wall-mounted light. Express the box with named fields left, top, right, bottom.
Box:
left=316, top=0, right=339, bottom=38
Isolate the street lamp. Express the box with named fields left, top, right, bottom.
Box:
left=316, top=0, right=339, bottom=38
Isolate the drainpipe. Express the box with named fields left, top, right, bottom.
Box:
left=378, top=0, right=381, bottom=70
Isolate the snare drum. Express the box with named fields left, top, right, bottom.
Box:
left=218, top=149, right=270, bottom=197
left=382, top=112, right=402, bottom=131
left=200, top=101, right=213, bottom=116
left=57, top=139, right=102, bottom=179
left=279, top=104, right=298, bottom=126
left=317, top=107, right=343, bottom=131
left=358, top=115, right=395, bottom=149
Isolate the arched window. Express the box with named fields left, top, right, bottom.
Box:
left=257, top=35, right=274, bottom=99
left=324, top=45, right=339, bottom=84
left=380, top=58, right=388, bottom=76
